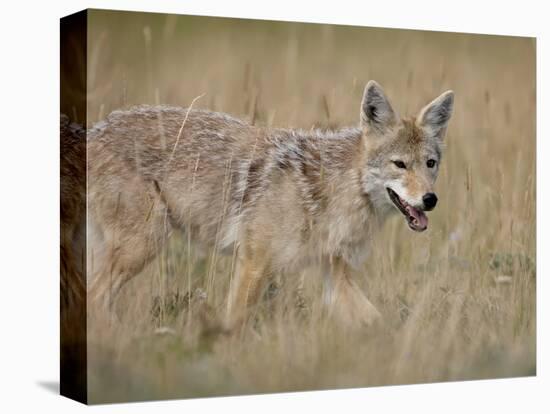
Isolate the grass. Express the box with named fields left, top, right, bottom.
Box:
left=83, top=10, right=536, bottom=404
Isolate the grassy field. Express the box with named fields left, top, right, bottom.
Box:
left=84, top=10, right=536, bottom=403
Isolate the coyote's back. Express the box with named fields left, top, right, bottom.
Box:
left=89, top=107, right=256, bottom=247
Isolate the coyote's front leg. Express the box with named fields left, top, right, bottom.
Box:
left=225, top=246, right=270, bottom=330
left=324, top=256, right=381, bottom=327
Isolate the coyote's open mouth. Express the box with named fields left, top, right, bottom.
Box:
left=386, top=188, right=428, bottom=232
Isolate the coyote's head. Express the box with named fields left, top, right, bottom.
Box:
left=359, top=80, right=454, bottom=232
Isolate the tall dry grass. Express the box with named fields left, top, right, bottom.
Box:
left=84, top=10, right=535, bottom=403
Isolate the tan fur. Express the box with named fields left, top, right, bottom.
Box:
left=75, top=81, right=454, bottom=329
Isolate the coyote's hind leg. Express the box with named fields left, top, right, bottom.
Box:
left=88, top=180, right=174, bottom=319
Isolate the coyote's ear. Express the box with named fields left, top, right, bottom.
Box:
left=416, top=90, right=454, bottom=139
left=360, top=80, right=398, bottom=134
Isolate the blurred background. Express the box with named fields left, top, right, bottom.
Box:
left=82, top=9, right=535, bottom=403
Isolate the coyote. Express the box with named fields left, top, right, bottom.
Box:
left=85, top=81, right=454, bottom=328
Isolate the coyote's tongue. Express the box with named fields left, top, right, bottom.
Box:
left=405, top=205, right=428, bottom=232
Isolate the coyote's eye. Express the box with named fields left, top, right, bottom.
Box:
left=427, top=159, right=436, bottom=168
left=392, top=160, right=407, bottom=169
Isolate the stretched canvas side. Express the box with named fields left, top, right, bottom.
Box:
left=60, top=9, right=88, bottom=405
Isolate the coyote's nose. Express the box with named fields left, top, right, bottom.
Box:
left=423, top=193, right=438, bottom=211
